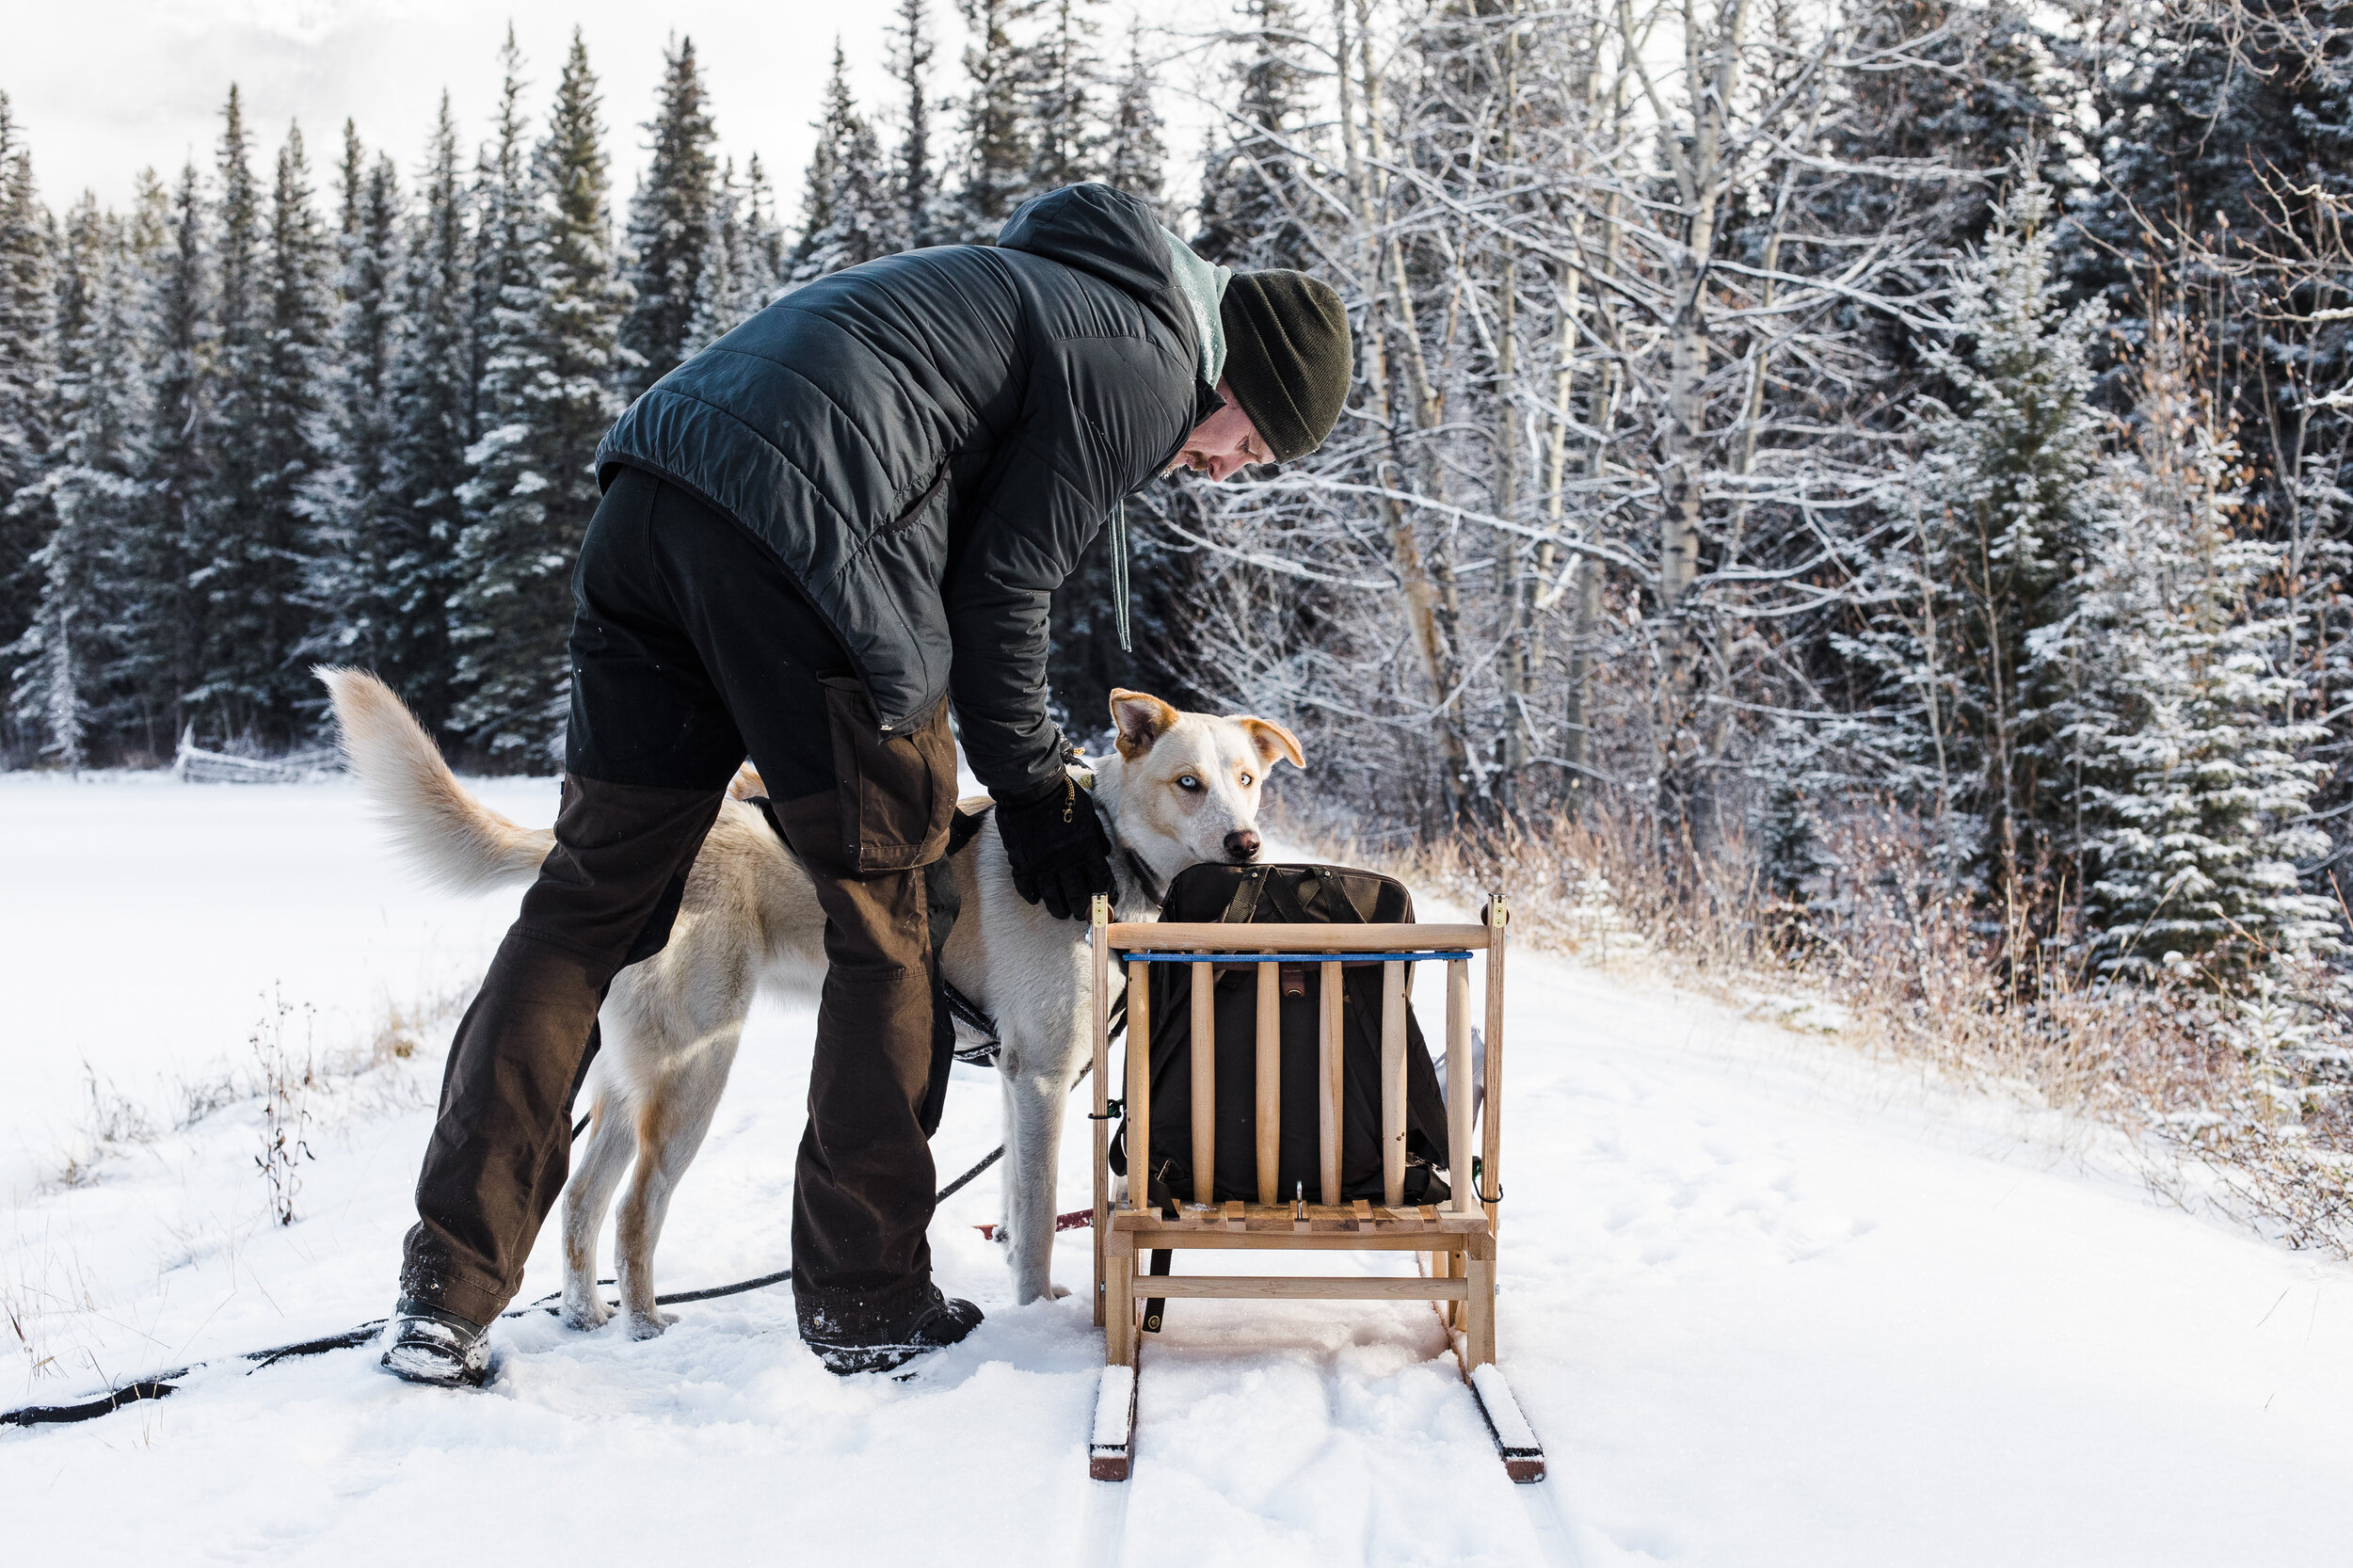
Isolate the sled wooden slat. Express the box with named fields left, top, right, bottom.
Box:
left=1318, top=960, right=1342, bottom=1206
left=1090, top=901, right=1112, bottom=1329
left=1108, top=1230, right=1483, bottom=1252
left=1108, top=921, right=1489, bottom=953
left=1104, top=1226, right=1135, bottom=1367
left=1088, top=892, right=1540, bottom=1486
left=1109, top=1203, right=1488, bottom=1237
left=1381, top=959, right=1406, bottom=1208
left=1482, top=896, right=1506, bottom=1236
left=1140, top=1271, right=1462, bottom=1298
left=1465, top=1242, right=1497, bottom=1367
left=1447, top=959, right=1475, bottom=1217
left=1190, top=963, right=1215, bottom=1207
left=1125, top=956, right=1150, bottom=1214
left=1256, top=963, right=1281, bottom=1206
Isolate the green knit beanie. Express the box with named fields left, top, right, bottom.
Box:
left=1218, top=270, right=1352, bottom=463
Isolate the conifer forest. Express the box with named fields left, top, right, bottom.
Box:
left=3, top=4, right=2350, bottom=1231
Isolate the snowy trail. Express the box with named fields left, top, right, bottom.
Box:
left=6, top=778, right=2352, bottom=1565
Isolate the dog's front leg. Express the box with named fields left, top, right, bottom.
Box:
left=999, top=1054, right=1076, bottom=1304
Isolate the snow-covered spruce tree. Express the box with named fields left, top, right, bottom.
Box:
left=199, top=102, right=255, bottom=479
left=1193, top=0, right=1320, bottom=270
left=1822, top=0, right=2059, bottom=254
left=1849, top=175, right=2113, bottom=896
left=1025, top=0, right=1104, bottom=191
left=1809, top=0, right=2065, bottom=467
left=952, top=0, right=1042, bottom=240
left=450, top=28, right=628, bottom=765
left=261, top=125, right=336, bottom=711
left=793, top=41, right=898, bottom=281
left=470, top=31, right=534, bottom=444
left=887, top=0, right=946, bottom=249
left=795, top=76, right=840, bottom=259
left=0, top=91, right=57, bottom=688
left=115, top=162, right=212, bottom=757
left=1759, top=771, right=1832, bottom=910
left=88, top=173, right=175, bottom=759
left=182, top=87, right=280, bottom=743
left=1037, top=8, right=1178, bottom=724
left=2057, top=317, right=2337, bottom=978
left=190, top=119, right=334, bottom=744
left=743, top=152, right=789, bottom=296
left=616, top=33, right=716, bottom=401
left=697, top=155, right=781, bottom=341
left=450, top=34, right=560, bottom=761
left=0, top=193, right=73, bottom=755
left=1103, top=23, right=1168, bottom=219
left=2069, top=5, right=2353, bottom=904
left=1124, top=0, right=1334, bottom=769
left=308, top=136, right=406, bottom=680
left=1030, top=8, right=1160, bottom=723
left=2069, top=0, right=2351, bottom=334
left=379, top=94, right=472, bottom=729
left=6, top=191, right=118, bottom=763
left=686, top=158, right=758, bottom=350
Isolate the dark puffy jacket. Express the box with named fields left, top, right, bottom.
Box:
left=595, top=183, right=1213, bottom=800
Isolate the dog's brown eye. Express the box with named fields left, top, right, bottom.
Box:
left=1177, top=775, right=1201, bottom=791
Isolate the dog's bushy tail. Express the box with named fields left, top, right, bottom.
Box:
left=316, top=665, right=553, bottom=893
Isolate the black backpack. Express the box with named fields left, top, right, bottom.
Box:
left=1111, top=862, right=1453, bottom=1207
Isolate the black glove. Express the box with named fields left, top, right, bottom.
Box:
left=995, top=774, right=1115, bottom=921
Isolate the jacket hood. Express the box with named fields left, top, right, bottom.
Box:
left=999, top=184, right=1197, bottom=369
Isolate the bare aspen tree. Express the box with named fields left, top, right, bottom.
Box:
left=1157, top=0, right=1970, bottom=833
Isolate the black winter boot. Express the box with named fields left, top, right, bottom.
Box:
left=378, top=1299, right=492, bottom=1388
left=803, top=1287, right=983, bottom=1376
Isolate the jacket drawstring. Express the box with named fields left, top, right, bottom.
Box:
left=1110, top=500, right=1132, bottom=652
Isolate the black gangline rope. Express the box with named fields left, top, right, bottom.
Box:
left=4, top=989, right=1126, bottom=1432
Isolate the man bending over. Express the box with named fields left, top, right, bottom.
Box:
left=380, top=183, right=1350, bottom=1383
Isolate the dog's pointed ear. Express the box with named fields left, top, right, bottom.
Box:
left=1109, top=688, right=1180, bottom=759
left=1239, top=717, right=1305, bottom=771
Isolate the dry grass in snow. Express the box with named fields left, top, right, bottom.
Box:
left=1295, top=800, right=2353, bottom=1260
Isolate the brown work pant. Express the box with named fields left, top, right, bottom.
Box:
left=400, top=468, right=957, bottom=1337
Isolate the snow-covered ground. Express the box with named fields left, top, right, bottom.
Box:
left=6, top=776, right=2350, bottom=1565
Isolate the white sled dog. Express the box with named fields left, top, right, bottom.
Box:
left=321, top=667, right=1303, bottom=1339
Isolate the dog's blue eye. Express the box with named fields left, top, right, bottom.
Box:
left=1239, top=774, right=1253, bottom=787
left=1178, top=775, right=1200, bottom=791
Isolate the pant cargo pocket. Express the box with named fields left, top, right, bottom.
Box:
left=820, top=678, right=956, bottom=875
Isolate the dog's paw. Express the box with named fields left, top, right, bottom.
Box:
left=561, top=1294, right=614, bottom=1332
left=625, top=1309, right=680, bottom=1341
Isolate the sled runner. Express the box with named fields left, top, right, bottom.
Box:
left=1084, top=874, right=1544, bottom=1484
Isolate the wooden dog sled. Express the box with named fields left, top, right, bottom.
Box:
left=1084, top=890, right=1545, bottom=1484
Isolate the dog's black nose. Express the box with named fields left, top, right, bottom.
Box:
left=1225, top=829, right=1261, bottom=861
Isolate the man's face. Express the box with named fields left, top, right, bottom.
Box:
left=1170, top=379, right=1272, bottom=482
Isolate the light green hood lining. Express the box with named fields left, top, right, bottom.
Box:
left=1162, top=227, right=1231, bottom=390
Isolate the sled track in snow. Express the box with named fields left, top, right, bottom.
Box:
left=1513, top=1469, right=1584, bottom=1567
left=1078, top=1469, right=1132, bottom=1566
left=1073, top=1374, right=1579, bottom=1568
